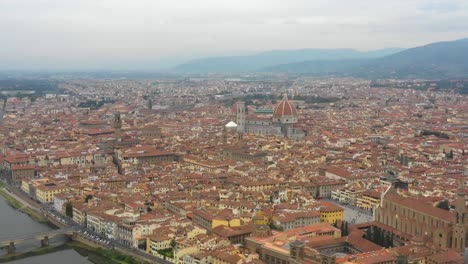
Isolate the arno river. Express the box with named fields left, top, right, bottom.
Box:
left=0, top=195, right=91, bottom=263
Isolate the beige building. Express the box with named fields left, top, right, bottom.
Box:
left=375, top=184, right=467, bottom=252
left=356, top=189, right=382, bottom=211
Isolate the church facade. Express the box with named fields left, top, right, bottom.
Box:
left=374, top=182, right=467, bottom=252
left=235, top=95, right=305, bottom=139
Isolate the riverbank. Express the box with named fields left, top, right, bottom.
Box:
left=0, top=241, right=148, bottom=264
left=0, top=187, right=48, bottom=224
left=72, top=242, right=148, bottom=264
left=0, top=243, right=71, bottom=263
left=0, top=182, right=155, bottom=264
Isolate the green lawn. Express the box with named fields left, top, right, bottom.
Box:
left=72, top=242, right=146, bottom=264
left=0, top=244, right=70, bottom=263
left=157, top=248, right=174, bottom=258
left=0, top=188, right=23, bottom=209
left=0, top=241, right=148, bottom=264
left=21, top=207, right=48, bottom=223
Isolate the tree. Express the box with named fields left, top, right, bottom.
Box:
left=382, top=232, right=387, bottom=247
left=332, top=221, right=338, bottom=228
left=436, top=200, right=450, bottom=210
left=383, top=232, right=392, bottom=248
left=147, top=99, right=153, bottom=109
left=343, top=222, right=348, bottom=236
left=65, top=203, right=73, bottom=218
left=268, top=221, right=275, bottom=230
left=374, top=227, right=381, bottom=245
left=365, top=227, right=373, bottom=240
left=396, top=255, right=408, bottom=264
left=85, top=194, right=93, bottom=203
left=170, top=239, right=177, bottom=250
left=378, top=229, right=385, bottom=246
left=269, top=222, right=284, bottom=231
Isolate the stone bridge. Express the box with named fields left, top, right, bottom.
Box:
left=0, top=227, right=77, bottom=254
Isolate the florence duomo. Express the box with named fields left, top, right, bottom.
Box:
left=235, top=94, right=305, bottom=139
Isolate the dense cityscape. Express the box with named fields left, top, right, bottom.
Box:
left=0, top=76, right=466, bottom=264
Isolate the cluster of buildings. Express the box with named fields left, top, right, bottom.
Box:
left=0, top=77, right=467, bottom=263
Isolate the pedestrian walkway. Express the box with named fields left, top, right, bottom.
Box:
left=325, top=198, right=373, bottom=224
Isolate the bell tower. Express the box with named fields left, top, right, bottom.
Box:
left=452, top=178, right=466, bottom=252
left=114, top=112, right=122, bottom=141
left=236, top=102, right=245, bottom=133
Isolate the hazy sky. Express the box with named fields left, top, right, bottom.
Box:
left=1, top=0, right=468, bottom=70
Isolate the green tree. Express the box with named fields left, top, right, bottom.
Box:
left=332, top=221, right=338, bottom=228
left=374, top=227, right=381, bottom=245
left=365, top=227, right=373, bottom=240
left=269, top=222, right=284, bottom=231
left=65, top=203, right=73, bottom=218
left=85, top=194, right=93, bottom=203
left=383, top=232, right=392, bottom=248
left=170, top=239, right=177, bottom=250
left=378, top=229, right=385, bottom=246
left=147, top=99, right=153, bottom=109
left=436, top=200, right=450, bottom=210
left=382, top=232, right=387, bottom=247
left=396, top=255, right=408, bottom=264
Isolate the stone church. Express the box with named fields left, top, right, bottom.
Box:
left=374, top=181, right=467, bottom=252
left=235, top=94, right=305, bottom=139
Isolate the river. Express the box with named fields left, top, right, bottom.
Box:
left=0, top=193, right=91, bottom=263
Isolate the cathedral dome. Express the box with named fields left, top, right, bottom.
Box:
left=274, top=94, right=297, bottom=118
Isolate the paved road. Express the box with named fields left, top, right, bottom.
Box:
left=2, top=187, right=36, bottom=209
left=325, top=199, right=373, bottom=224
left=4, top=185, right=44, bottom=212
left=2, top=181, right=172, bottom=264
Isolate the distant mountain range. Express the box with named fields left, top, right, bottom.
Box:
left=173, top=48, right=404, bottom=73
left=173, top=38, right=468, bottom=78
left=360, top=38, right=468, bottom=78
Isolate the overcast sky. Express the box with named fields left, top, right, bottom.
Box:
left=1, top=0, right=468, bottom=70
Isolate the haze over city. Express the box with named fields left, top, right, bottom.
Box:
left=1, top=0, right=468, bottom=70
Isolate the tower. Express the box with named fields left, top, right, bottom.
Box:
left=289, top=240, right=305, bottom=263
left=236, top=101, right=245, bottom=133
left=114, top=112, right=122, bottom=140
left=147, top=98, right=153, bottom=110
left=453, top=178, right=466, bottom=252
left=223, top=125, right=227, bottom=144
